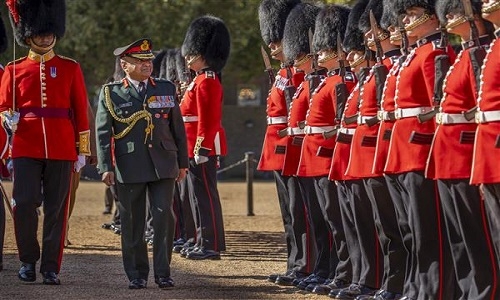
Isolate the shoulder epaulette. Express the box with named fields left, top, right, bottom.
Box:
left=57, top=55, right=78, bottom=63
left=204, top=70, right=216, bottom=79
left=344, top=71, right=355, bottom=83
left=103, top=80, right=122, bottom=87
left=6, top=56, right=27, bottom=66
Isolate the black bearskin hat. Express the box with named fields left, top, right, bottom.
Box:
left=0, top=14, right=8, bottom=53
left=381, top=0, right=399, bottom=29
left=174, top=49, right=190, bottom=83
left=359, top=0, right=386, bottom=33
left=313, top=5, right=351, bottom=52
left=282, top=2, right=321, bottom=61
left=181, top=15, right=231, bottom=72
left=395, top=0, right=436, bottom=14
left=7, top=0, right=66, bottom=48
left=159, top=49, right=178, bottom=81
left=152, top=49, right=167, bottom=78
left=343, top=0, right=370, bottom=52
left=436, top=0, right=483, bottom=24
left=258, top=0, right=301, bottom=45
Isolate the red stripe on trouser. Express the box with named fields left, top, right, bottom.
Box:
left=479, top=190, right=498, bottom=300
left=201, top=163, right=218, bottom=252
left=434, top=183, right=444, bottom=300
left=57, top=172, right=72, bottom=273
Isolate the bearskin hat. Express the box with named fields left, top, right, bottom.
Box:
left=359, top=0, right=385, bottom=33
left=181, top=15, right=231, bottom=72
left=395, top=0, right=436, bottom=14
left=258, top=0, right=301, bottom=45
left=174, top=49, right=190, bottom=83
left=282, top=2, right=321, bottom=62
left=313, top=5, right=351, bottom=52
left=381, top=0, right=399, bottom=29
left=0, top=15, right=8, bottom=53
left=7, top=0, right=66, bottom=48
left=343, top=0, right=370, bottom=52
left=113, top=57, right=125, bottom=82
left=152, top=49, right=167, bottom=78
left=159, top=49, right=178, bottom=81
left=436, top=0, right=483, bottom=24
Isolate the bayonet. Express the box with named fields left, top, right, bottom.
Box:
left=260, top=45, right=275, bottom=85
left=370, top=10, right=384, bottom=64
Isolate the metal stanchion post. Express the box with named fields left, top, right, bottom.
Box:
left=245, top=152, right=255, bottom=216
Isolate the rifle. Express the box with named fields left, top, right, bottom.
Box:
left=323, top=34, right=348, bottom=139
left=260, top=45, right=276, bottom=86
left=368, top=10, right=389, bottom=126
left=462, top=0, right=487, bottom=121
left=307, top=28, right=322, bottom=99
left=398, top=15, right=410, bottom=57
left=417, top=25, right=451, bottom=123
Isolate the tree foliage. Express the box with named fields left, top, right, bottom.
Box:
left=0, top=0, right=356, bottom=102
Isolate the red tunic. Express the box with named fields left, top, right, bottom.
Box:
left=0, top=50, right=89, bottom=160
left=384, top=36, right=456, bottom=174
left=471, top=35, right=500, bottom=184
left=282, top=78, right=311, bottom=176
left=180, top=69, right=227, bottom=158
left=426, top=46, right=482, bottom=179
left=258, top=68, right=304, bottom=171
left=373, top=61, right=400, bottom=174
left=328, top=84, right=360, bottom=181
left=297, top=70, right=355, bottom=177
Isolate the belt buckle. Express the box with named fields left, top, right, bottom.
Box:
left=436, top=113, right=443, bottom=124
left=377, top=111, right=383, bottom=121
left=475, top=111, right=482, bottom=124
left=394, top=109, right=402, bottom=119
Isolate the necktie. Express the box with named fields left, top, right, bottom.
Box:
left=138, top=82, right=146, bottom=98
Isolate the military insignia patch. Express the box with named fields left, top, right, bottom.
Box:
left=118, top=102, right=133, bottom=108
left=147, top=95, right=176, bottom=108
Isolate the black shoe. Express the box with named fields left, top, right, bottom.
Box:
left=128, top=278, right=147, bottom=289
left=355, top=289, right=401, bottom=300
left=102, top=209, right=112, bottom=215
left=113, top=224, right=121, bottom=235
left=155, top=276, right=174, bottom=289
left=173, top=238, right=186, bottom=247
left=275, top=270, right=308, bottom=286
left=42, top=272, right=61, bottom=285
left=18, top=263, right=36, bottom=282
left=180, top=244, right=198, bottom=257
left=267, top=269, right=293, bottom=283
left=101, top=222, right=113, bottom=229
left=186, top=248, right=221, bottom=260
left=297, top=274, right=327, bottom=290
left=334, top=284, right=377, bottom=300
left=314, top=278, right=351, bottom=295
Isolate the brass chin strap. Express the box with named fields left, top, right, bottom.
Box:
left=270, top=46, right=283, bottom=57
left=104, top=86, right=154, bottom=142
left=350, top=55, right=365, bottom=69
left=29, top=37, right=57, bottom=54
left=390, top=33, right=403, bottom=43
left=318, top=52, right=338, bottom=64
left=445, top=15, right=468, bottom=30
left=186, top=54, right=201, bottom=66
left=405, top=13, right=431, bottom=31
left=482, top=1, right=500, bottom=13
left=293, top=54, right=311, bottom=67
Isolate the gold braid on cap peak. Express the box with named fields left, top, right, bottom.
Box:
left=104, top=86, right=153, bottom=141
left=78, top=130, right=91, bottom=155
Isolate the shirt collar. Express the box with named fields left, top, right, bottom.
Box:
left=126, top=76, right=148, bottom=90
left=28, top=49, right=56, bottom=63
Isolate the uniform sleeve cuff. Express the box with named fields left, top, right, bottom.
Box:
left=77, top=130, right=91, bottom=156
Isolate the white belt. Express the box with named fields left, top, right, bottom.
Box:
left=357, top=115, right=376, bottom=125
left=475, top=110, right=500, bottom=124
left=338, top=128, right=355, bottom=135
left=304, top=125, right=336, bottom=134
left=436, top=112, right=474, bottom=125
left=377, top=110, right=395, bottom=121
left=287, top=127, right=304, bottom=136
left=267, top=116, right=287, bottom=125
left=182, top=116, right=199, bottom=122
left=394, top=107, right=433, bottom=119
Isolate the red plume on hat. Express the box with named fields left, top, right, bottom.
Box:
left=7, top=0, right=66, bottom=48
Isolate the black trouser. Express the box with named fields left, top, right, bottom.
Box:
left=104, top=184, right=114, bottom=212
left=438, top=179, right=498, bottom=300
left=0, top=181, right=5, bottom=266
left=176, top=179, right=196, bottom=241
left=187, top=156, right=225, bottom=251
left=12, top=158, right=72, bottom=273
left=364, top=177, right=405, bottom=294
left=345, top=179, right=382, bottom=289
left=385, top=171, right=450, bottom=300
left=117, top=178, right=175, bottom=281
left=315, top=177, right=351, bottom=282
left=298, top=177, right=330, bottom=278
left=337, top=181, right=358, bottom=284
left=483, top=183, right=500, bottom=272
left=280, top=174, right=314, bottom=274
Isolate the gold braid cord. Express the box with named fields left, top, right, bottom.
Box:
left=482, top=1, right=500, bottom=13
left=104, top=86, right=154, bottom=142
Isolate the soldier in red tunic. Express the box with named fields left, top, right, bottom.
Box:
left=179, top=16, right=230, bottom=260
left=471, top=0, right=500, bottom=275
left=0, top=12, right=8, bottom=274
left=0, top=0, right=90, bottom=285
left=258, top=0, right=314, bottom=285
left=427, top=0, right=499, bottom=298
left=383, top=0, right=456, bottom=299
left=344, top=1, right=407, bottom=299
left=295, top=4, right=354, bottom=294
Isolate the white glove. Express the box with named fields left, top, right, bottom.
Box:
left=74, top=155, right=86, bottom=172
left=194, top=154, right=209, bottom=165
